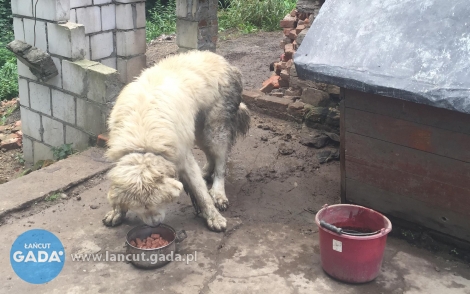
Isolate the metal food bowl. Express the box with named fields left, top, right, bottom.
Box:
left=125, top=224, right=187, bottom=269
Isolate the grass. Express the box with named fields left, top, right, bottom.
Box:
left=144, top=0, right=296, bottom=42
left=146, top=0, right=176, bottom=42
left=45, top=193, right=60, bottom=202
left=0, top=38, right=18, bottom=102
left=218, top=0, right=297, bottom=34
left=51, top=143, right=75, bottom=161
left=0, top=103, right=17, bottom=125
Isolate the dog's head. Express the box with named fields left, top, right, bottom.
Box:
left=107, top=152, right=183, bottom=226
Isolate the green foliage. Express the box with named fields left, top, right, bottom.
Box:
left=51, top=143, right=75, bottom=161
left=0, top=103, right=17, bottom=125
left=218, top=0, right=297, bottom=34
left=0, top=0, right=17, bottom=102
left=146, top=0, right=176, bottom=42
left=45, top=193, right=60, bottom=202
left=15, top=153, right=25, bottom=165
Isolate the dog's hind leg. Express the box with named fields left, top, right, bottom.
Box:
left=207, top=141, right=230, bottom=211
left=180, top=152, right=227, bottom=232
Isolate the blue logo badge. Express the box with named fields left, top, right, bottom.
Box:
left=10, top=229, right=65, bottom=284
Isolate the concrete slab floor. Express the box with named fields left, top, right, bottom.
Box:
left=0, top=113, right=469, bottom=293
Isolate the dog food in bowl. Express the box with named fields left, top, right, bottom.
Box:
left=130, top=234, right=170, bottom=249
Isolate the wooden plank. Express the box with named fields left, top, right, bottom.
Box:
left=344, top=89, right=470, bottom=135
left=345, top=108, right=470, bottom=163
left=346, top=178, right=470, bottom=244
left=340, top=95, right=346, bottom=203
left=346, top=159, right=470, bottom=217
left=346, top=132, right=470, bottom=191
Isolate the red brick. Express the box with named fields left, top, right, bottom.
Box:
left=260, top=76, right=280, bottom=93
left=280, top=14, right=297, bottom=28
left=298, top=13, right=308, bottom=20
left=97, top=133, right=109, bottom=148
left=283, top=28, right=291, bottom=36
left=284, top=43, right=295, bottom=60
left=279, top=77, right=289, bottom=88
left=0, top=137, right=21, bottom=150
left=293, top=40, right=298, bottom=50
left=296, top=24, right=306, bottom=34
left=242, top=90, right=262, bottom=105
left=280, top=69, right=290, bottom=81
left=288, top=29, right=297, bottom=40
left=262, top=75, right=280, bottom=88
left=0, top=125, right=8, bottom=133
left=290, top=9, right=297, bottom=17
left=255, top=95, right=290, bottom=112
left=198, top=20, right=207, bottom=27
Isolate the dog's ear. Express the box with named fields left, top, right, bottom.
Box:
left=161, top=178, right=183, bottom=201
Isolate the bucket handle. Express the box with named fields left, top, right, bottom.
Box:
left=320, top=220, right=343, bottom=234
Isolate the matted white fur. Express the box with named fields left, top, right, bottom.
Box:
left=103, top=50, right=250, bottom=231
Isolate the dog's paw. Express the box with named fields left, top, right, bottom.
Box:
left=205, top=211, right=227, bottom=232
left=209, top=189, right=229, bottom=211
left=102, top=210, right=125, bottom=227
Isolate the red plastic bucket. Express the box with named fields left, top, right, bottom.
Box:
left=315, top=204, right=392, bottom=283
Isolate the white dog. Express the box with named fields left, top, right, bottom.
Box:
left=102, top=50, right=250, bottom=231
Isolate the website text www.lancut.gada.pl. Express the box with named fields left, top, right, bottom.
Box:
left=70, top=251, right=197, bottom=265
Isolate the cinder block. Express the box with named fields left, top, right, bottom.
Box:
left=13, top=18, right=24, bottom=41
left=11, top=0, right=33, bottom=17
left=101, top=4, right=116, bottom=31
left=23, top=19, right=47, bottom=52
left=70, top=0, right=92, bottom=9
left=47, top=22, right=87, bottom=59
left=69, top=9, right=77, bottom=23
left=176, top=19, right=198, bottom=49
left=65, top=125, right=90, bottom=151
left=90, top=31, right=114, bottom=60
left=62, top=59, right=99, bottom=95
left=29, top=82, right=51, bottom=115
left=20, top=107, right=41, bottom=141
left=17, top=59, right=37, bottom=80
left=100, top=57, right=117, bottom=69
left=76, top=99, right=106, bottom=135
left=176, top=0, right=197, bottom=18
left=117, top=55, right=146, bottom=84
left=76, top=6, right=102, bottom=34
left=135, top=2, right=146, bottom=28
left=116, top=4, right=133, bottom=30
left=34, top=0, right=70, bottom=21
left=45, top=57, right=62, bottom=88
left=52, top=89, right=75, bottom=124
left=87, top=63, right=122, bottom=103
left=94, top=0, right=112, bottom=4
left=34, top=141, right=54, bottom=161
left=116, top=29, right=146, bottom=56
left=18, top=78, right=29, bottom=107
left=22, top=136, right=34, bottom=163
left=85, top=35, right=90, bottom=60
left=42, top=116, right=64, bottom=147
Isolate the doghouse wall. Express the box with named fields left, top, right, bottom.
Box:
left=341, top=88, right=470, bottom=243
left=11, top=0, right=146, bottom=163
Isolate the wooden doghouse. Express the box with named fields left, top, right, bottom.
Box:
left=294, top=0, right=470, bottom=243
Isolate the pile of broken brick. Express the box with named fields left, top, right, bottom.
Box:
left=242, top=0, right=340, bottom=135
left=0, top=98, right=22, bottom=151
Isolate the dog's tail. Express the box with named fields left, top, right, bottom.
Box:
left=235, top=102, right=250, bottom=137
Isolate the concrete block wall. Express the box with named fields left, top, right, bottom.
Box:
left=176, top=0, right=218, bottom=51
left=69, top=0, right=147, bottom=83
left=11, top=0, right=139, bottom=163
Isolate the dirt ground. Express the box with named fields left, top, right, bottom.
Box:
left=146, top=31, right=283, bottom=90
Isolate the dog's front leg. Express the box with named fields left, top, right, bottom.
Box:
left=103, top=206, right=127, bottom=227
left=181, top=154, right=227, bottom=232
